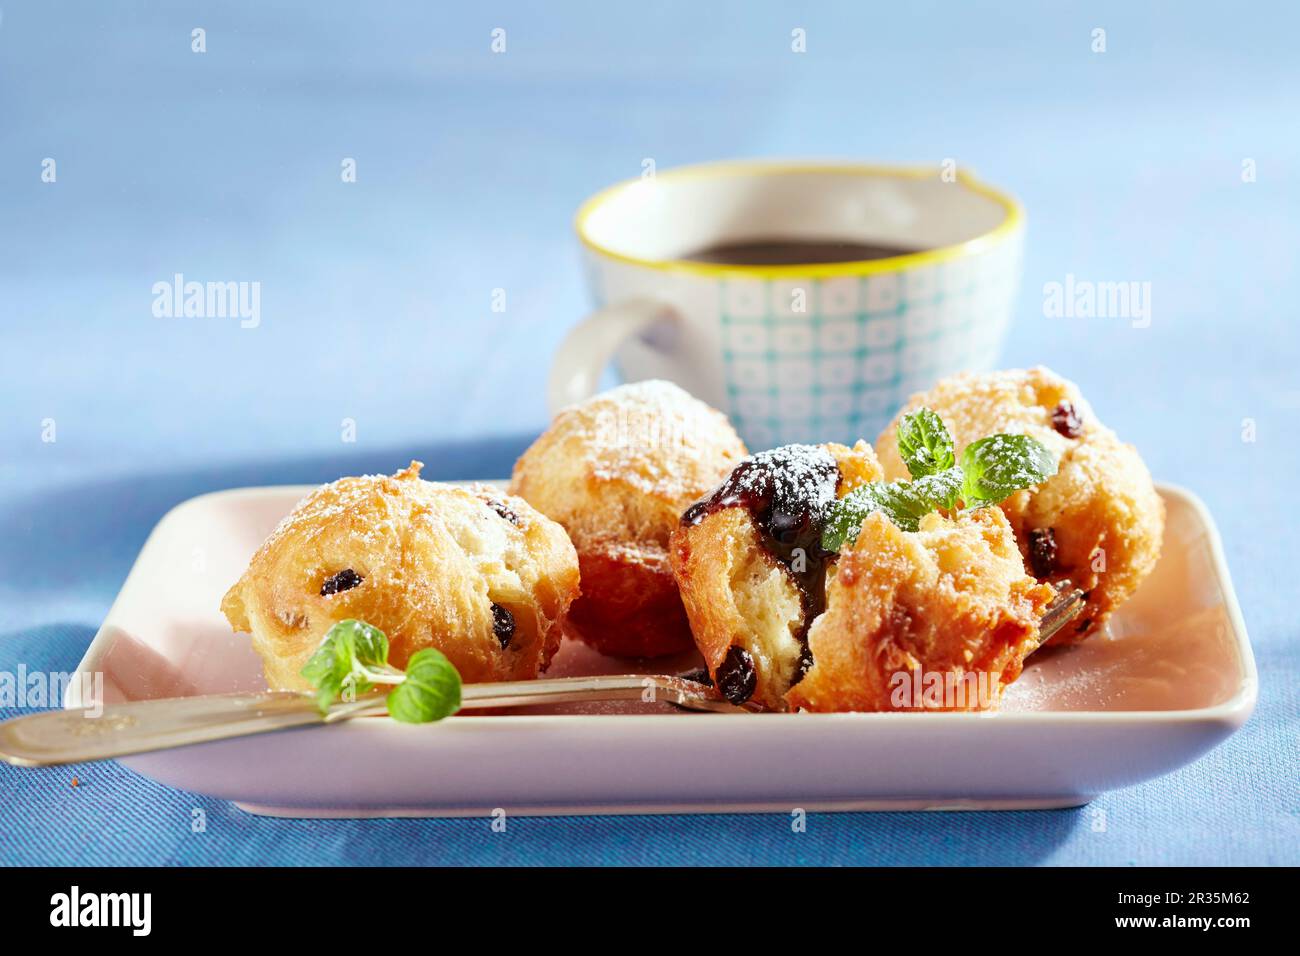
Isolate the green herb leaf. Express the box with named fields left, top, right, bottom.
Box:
left=300, top=619, right=390, bottom=713
left=912, top=465, right=964, bottom=512
left=822, top=480, right=935, bottom=549
left=959, top=433, right=1058, bottom=508
left=386, top=648, right=463, bottom=723
left=896, top=407, right=955, bottom=479
left=300, top=619, right=461, bottom=724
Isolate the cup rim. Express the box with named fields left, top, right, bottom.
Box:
left=574, top=159, right=1024, bottom=279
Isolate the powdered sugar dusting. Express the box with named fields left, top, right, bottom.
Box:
left=682, top=444, right=840, bottom=533
left=541, top=379, right=747, bottom=502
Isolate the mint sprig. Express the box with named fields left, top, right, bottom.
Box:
left=895, top=407, right=955, bottom=478
left=911, top=464, right=964, bottom=513
left=821, top=407, right=1057, bottom=551
left=821, top=479, right=938, bottom=546
left=300, top=619, right=462, bottom=723
left=299, top=618, right=390, bottom=712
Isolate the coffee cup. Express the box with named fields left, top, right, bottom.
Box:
left=551, top=159, right=1024, bottom=448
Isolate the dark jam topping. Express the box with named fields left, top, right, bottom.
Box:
left=491, top=603, right=516, bottom=648
left=682, top=445, right=842, bottom=693
left=715, top=646, right=757, bottom=705
left=682, top=445, right=840, bottom=540
left=1027, top=527, right=1059, bottom=578
left=1051, top=400, right=1084, bottom=439
left=319, top=568, right=363, bottom=596
left=484, top=497, right=520, bottom=526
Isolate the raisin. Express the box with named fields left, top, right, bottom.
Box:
left=678, top=668, right=713, bottom=687
left=485, top=498, right=520, bottom=526
left=319, top=568, right=363, bottom=596
left=1051, top=400, right=1084, bottom=439
left=715, top=645, right=757, bottom=705
left=1028, top=528, right=1058, bottom=578
left=491, top=603, right=515, bottom=648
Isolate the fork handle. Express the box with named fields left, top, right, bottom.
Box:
left=0, top=691, right=368, bottom=767
left=0, top=675, right=740, bottom=767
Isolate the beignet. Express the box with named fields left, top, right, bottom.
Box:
left=671, top=442, right=1055, bottom=712
left=510, top=381, right=747, bottom=657
left=875, top=367, right=1163, bottom=641
left=221, top=461, right=579, bottom=690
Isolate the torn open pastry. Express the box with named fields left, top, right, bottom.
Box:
left=668, top=442, right=875, bottom=710
left=669, top=437, right=1057, bottom=712
left=787, top=507, right=1055, bottom=712
left=875, top=367, right=1163, bottom=642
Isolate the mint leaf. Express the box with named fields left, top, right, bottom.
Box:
left=300, top=619, right=390, bottom=713
left=912, top=465, right=964, bottom=512
left=301, top=616, right=465, bottom=723
left=386, top=648, right=462, bottom=723
left=300, top=619, right=460, bottom=724
left=822, top=464, right=970, bottom=550
left=959, top=433, right=1058, bottom=508
left=822, top=481, right=935, bottom=548
left=896, top=407, right=955, bottom=479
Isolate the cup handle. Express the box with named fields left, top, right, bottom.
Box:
left=547, top=297, right=677, bottom=413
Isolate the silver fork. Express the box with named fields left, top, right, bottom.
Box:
left=0, top=588, right=1083, bottom=767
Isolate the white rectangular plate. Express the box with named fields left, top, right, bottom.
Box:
left=68, top=481, right=1256, bottom=816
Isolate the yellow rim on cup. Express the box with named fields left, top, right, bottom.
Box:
left=573, top=159, right=1025, bottom=280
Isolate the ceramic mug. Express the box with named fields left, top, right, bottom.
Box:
left=550, top=160, right=1024, bottom=449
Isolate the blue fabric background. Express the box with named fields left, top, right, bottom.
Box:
left=1, top=0, right=1297, bottom=865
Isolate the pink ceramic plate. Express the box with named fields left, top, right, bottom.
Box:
left=67, top=482, right=1256, bottom=817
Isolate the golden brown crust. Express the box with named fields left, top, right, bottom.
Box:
left=786, top=508, right=1055, bottom=712
left=221, top=461, right=580, bottom=690
left=510, top=381, right=747, bottom=657
left=828, top=440, right=888, bottom=495
left=875, top=366, right=1164, bottom=641
left=668, top=441, right=884, bottom=709
left=564, top=541, right=693, bottom=658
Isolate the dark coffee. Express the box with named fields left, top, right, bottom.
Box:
left=681, top=237, right=916, bottom=266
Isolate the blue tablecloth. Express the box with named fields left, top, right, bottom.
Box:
left=2, top=0, right=1297, bottom=866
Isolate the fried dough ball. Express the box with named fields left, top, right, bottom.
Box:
left=510, top=380, right=747, bottom=657
left=221, top=461, right=580, bottom=691
left=787, top=508, right=1055, bottom=712
left=669, top=442, right=884, bottom=710
left=875, top=367, right=1164, bottom=642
